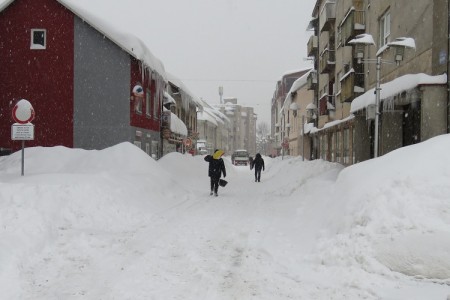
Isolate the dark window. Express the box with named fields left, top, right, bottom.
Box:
left=31, top=29, right=46, bottom=49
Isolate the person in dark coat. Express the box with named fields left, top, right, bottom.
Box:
left=204, top=149, right=226, bottom=196
left=251, top=153, right=265, bottom=182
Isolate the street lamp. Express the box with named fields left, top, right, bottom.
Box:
left=289, top=102, right=300, bottom=159
left=348, top=34, right=416, bottom=158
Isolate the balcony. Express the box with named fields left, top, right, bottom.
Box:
left=307, top=35, right=318, bottom=57
left=319, top=1, right=336, bottom=32
left=340, top=69, right=365, bottom=103
left=340, top=9, right=365, bottom=45
left=319, top=48, right=335, bottom=74
left=307, top=70, right=317, bottom=90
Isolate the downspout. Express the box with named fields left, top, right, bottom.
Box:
left=448, top=0, right=450, bottom=133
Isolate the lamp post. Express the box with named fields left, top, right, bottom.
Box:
left=302, top=114, right=305, bottom=161
left=349, top=34, right=416, bottom=158
left=306, top=103, right=317, bottom=160
left=289, top=102, right=300, bottom=158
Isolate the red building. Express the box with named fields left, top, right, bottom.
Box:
left=0, top=0, right=166, bottom=158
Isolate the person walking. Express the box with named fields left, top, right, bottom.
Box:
left=251, top=153, right=265, bottom=182
left=204, top=149, right=226, bottom=196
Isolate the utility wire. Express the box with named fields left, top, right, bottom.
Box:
left=180, top=79, right=277, bottom=82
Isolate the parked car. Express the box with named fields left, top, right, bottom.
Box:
left=231, top=149, right=249, bottom=166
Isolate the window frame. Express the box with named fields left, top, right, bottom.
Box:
left=379, top=10, right=391, bottom=47
left=30, top=29, right=47, bottom=50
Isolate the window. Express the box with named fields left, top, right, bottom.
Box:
left=145, top=143, right=150, bottom=155
left=379, top=11, right=390, bottom=47
left=146, top=89, right=151, bottom=116
left=30, top=29, right=46, bottom=49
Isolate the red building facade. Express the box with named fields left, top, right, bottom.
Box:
left=0, top=0, right=166, bottom=156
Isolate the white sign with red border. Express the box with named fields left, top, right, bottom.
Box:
left=12, top=99, right=35, bottom=124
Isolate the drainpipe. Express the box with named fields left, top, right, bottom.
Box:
left=448, top=0, right=450, bottom=133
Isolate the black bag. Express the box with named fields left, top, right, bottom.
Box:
left=219, top=179, right=228, bottom=187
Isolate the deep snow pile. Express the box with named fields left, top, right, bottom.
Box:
left=1, top=136, right=450, bottom=299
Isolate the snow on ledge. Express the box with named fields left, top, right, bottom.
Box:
left=350, top=73, right=447, bottom=113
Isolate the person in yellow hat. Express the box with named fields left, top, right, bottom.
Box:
left=204, top=149, right=227, bottom=196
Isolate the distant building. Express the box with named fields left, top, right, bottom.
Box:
left=216, top=98, right=257, bottom=155
left=270, top=69, right=312, bottom=157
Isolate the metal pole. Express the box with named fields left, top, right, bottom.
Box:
left=302, top=115, right=305, bottom=161
left=374, top=56, right=381, bottom=158
left=21, top=140, right=25, bottom=176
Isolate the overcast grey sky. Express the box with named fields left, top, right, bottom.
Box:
left=72, top=0, right=316, bottom=125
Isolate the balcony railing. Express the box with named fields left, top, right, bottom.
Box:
left=307, top=35, right=318, bottom=57
left=340, top=9, right=365, bottom=45
left=319, top=48, right=336, bottom=74
left=319, top=1, right=336, bottom=32
left=340, top=70, right=365, bottom=103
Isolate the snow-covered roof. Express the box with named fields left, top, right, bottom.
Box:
left=281, top=69, right=313, bottom=112
left=306, top=103, right=317, bottom=110
left=348, top=33, right=376, bottom=46
left=163, top=108, right=187, bottom=136
left=310, top=114, right=355, bottom=134
left=163, top=92, right=176, bottom=105
left=350, top=73, right=447, bottom=113
left=57, top=0, right=166, bottom=80
left=166, top=72, right=203, bottom=107
left=280, top=67, right=312, bottom=78
left=197, top=110, right=218, bottom=127
left=303, top=122, right=315, bottom=134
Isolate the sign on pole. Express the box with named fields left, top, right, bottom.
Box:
left=11, top=99, right=35, bottom=176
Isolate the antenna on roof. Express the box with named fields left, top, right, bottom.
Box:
left=218, top=86, right=224, bottom=104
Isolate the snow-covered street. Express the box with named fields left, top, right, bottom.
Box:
left=1, top=136, right=450, bottom=299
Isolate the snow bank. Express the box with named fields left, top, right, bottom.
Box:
left=1, top=137, right=450, bottom=298
left=312, top=134, right=450, bottom=282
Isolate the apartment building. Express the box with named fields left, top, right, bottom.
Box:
left=217, top=98, right=257, bottom=155
left=308, top=0, right=448, bottom=165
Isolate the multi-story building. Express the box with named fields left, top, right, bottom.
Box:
left=270, top=69, right=312, bottom=157
left=217, top=98, right=257, bottom=155
left=306, top=0, right=448, bottom=165
left=0, top=0, right=167, bottom=158
left=280, top=69, right=315, bottom=158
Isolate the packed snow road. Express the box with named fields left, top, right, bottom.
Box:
left=1, top=142, right=450, bottom=299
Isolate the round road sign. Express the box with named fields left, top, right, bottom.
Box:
left=183, top=138, right=192, bottom=148
left=12, top=99, right=35, bottom=124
